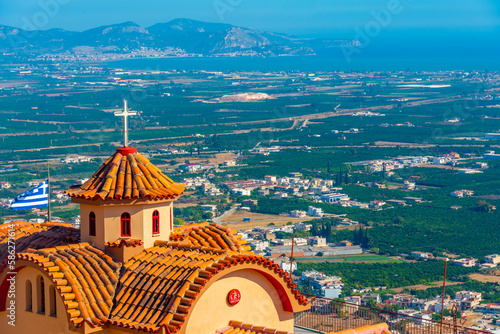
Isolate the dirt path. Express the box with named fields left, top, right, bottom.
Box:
left=391, top=281, right=463, bottom=293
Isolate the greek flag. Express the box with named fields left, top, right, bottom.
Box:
left=10, top=180, right=48, bottom=210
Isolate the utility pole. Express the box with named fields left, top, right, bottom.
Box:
left=47, top=162, right=51, bottom=222
left=290, top=234, right=295, bottom=278
left=440, top=258, right=448, bottom=334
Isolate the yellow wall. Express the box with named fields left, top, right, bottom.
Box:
left=0, top=263, right=297, bottom=334
left=182, top=269, right=294, bottom=334
left=0, top=265, right=79, bottom=334
left=79, top=200, right=173, bottom=249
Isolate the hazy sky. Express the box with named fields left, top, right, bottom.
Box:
left=0, top=0, right=498, bottom=37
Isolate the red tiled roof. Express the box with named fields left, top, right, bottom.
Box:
left=15, top=243, right=120, bottom=326
left=66, top=150, right=185, bottom=201
left=168, top=222, right=251, bottom=253
left=105, top=239, right=143, bottom=248
left=108, top=244, right=309, bottom=333
left=216, top=320, right=294, bottom=334
left=10, top=222, right=310, bottom=333
left=0, top=222, right=79, bottom=269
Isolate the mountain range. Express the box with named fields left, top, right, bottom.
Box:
left=0, top=18, right=355, bottom=57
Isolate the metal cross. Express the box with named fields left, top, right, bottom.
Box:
left=114, top=100, right=137, bottom=147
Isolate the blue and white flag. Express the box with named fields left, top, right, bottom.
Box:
left=10, top=180, right=48, bottom=210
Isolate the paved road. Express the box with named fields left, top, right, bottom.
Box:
left=212, top=207, right=237, bottom=224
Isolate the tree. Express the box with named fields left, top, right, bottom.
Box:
left=366, top=298, right=378, bottom=309
left=173, top=218, right=185, bottom=226
left=353, top=227, right=362, bottom=245
left=300, top=281, right=314, bottom=295
left=475, top=200, right=494, bottom=213
left=366, top=236, right=374, bottom=249
left=202, top=212, right=213, bottom=220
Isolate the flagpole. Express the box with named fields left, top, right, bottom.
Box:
left=47, top=162, right=51, bottom=222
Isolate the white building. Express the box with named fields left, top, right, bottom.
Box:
left=454, top=258, right=477, bottom=267
left=248, top=240, right=269, bottom=251
left=403, top=180, right=416, bottom=190
left=411, top=251, right=430, bottom=259
left=0, top=181, right=12, bottom=189
left=62, top=155, right=92, bottom=164
left=485, top=133, right=500, bottom=140
left=307, top=206, right=324, bottom=217
left=320, top=193, right=349, bottom=204
left=294, top=238, right=308, bottom=246
left=310, top=237, right=327, bottom=247
left=201, top=205, right=217, bottom=212
left=369, top=200, right=386, bottom=208
left=265, top=175, right=277, bottom=183
left=433, top=157, right=448, bottom=165
left=345, top=296, right=361, bottom=306
left=484, top=254, right=500, bottom=265
left=279, top=261, right=297, bottom=273
left=295, top=223, right=312, bottom=231
left=290, top=210, right=307, bottom=218
left=232, top=188, right=251, bottom=196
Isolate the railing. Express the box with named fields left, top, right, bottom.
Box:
left=294, top=296, right=489, bottom=334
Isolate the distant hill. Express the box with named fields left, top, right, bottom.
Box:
left=0, top=18, right=355, bottom=57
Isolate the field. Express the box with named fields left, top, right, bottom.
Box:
left=1, top=64, right=500, bottom=304
left=469, top=273, right=500, bottom=284
left=295, top=255, right=401, bottom=264
left=391, top=281, right=464, bottom=293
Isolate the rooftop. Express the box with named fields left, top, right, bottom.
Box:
left=66, top=147, right=185, bottom=201
left=3, top=221, right=310, bottom=333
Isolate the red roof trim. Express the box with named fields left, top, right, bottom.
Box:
left=116, top=147, right=138, bottom=156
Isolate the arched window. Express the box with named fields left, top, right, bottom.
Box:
left=49, top=285, right=57, bottom=317
left=152, top=210, right=160, bottom=234
left=89, top=212, right=96, bottom=236
left=121, top=212, right=131, bottom=237
left=26, top=280, right=32, bottom=312
left=37, top=276, right=45, bottom=314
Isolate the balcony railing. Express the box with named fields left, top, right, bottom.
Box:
left=294, top=296, right=489, bottom=334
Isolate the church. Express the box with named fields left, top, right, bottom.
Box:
left=0, top=102, right=391, bottom=334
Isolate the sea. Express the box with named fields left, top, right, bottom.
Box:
left=106, top=54, right=500, bottom=73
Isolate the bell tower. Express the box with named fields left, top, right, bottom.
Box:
left=66, top=100, right=185, bottom=262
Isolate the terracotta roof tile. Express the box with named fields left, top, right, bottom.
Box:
left=0, top=222, right=80, bottom=269
left=76, top=223, right=306, bottom=333
left=10, top=222, right=310, bottom=332
left=66, top=150, right=185, bottom=201
left=216, top=320, right=295, bottom=334
left=104, top=239, right=143, bottom=248
left=167, top=222, right=251, bottom=253
left=13, top=243, right=120, bottom=327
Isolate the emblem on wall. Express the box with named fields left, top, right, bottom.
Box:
left=228, top=289, right=241, bottom=305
